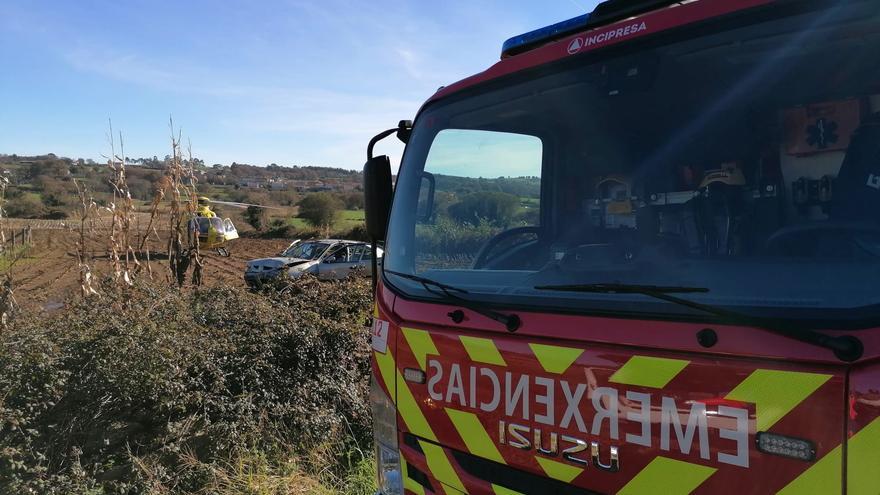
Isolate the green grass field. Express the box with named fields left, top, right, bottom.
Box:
left=288, top=209, right=364, bottom=231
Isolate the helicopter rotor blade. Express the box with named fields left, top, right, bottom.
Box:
left=208, top=199, right=281, bottom=210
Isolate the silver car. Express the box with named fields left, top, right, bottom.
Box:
left=244, top=239, right=383, bottom=287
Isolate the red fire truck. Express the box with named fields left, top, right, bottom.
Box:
left=362, top=1, right=880, bottom=493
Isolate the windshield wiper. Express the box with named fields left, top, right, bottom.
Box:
left=386, top=270, right=521, bottom=332
left=535, top=283, right=863, bottom=362
left=535, top=283, right=710, bottom=295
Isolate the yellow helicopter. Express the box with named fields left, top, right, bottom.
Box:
left=188, top=197, right=274, bottom=256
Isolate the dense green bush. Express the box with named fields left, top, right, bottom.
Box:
left=263, top=219, right=299, bottom=239
left=243, top=205, right=270, bottom=231
left=447, top=191, right=519, bottom=227
left=258, top=221, right=368, bottom=243
left=415, top=216, right=500, bottom=258
left=0, top=277, right=374, bottom=494
left=5, top=193, right=46, bottom=218
left=340, top=193, right=364, bottom=211
left=260, top=220, right=320, bottom=241
left=298, top=193, right=343, bottom=230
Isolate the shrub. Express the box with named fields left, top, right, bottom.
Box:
left=416, top=216, right=500, bottom=258
left=263, top=218, right=297, bottom=239
left=0, top=277, right=374, bottom=494
left=447, top=191, right=519, bottom=227
left=243, top=205, right=269, bottom=231
left=257, top=220, right=322, bottom=241
left=341, top=192, right=364, bottom=211
left=298, top=193, right=342, bottom=230
left=338, top=224, right=369, bottom=242
left=42, top=209, right=68, bottom=220
left=5, top=194, right=46, bottom=218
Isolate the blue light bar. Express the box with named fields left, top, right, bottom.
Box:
left=501, top=14, right=592, bottom=58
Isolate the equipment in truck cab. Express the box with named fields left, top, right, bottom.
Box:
left=831, top=112, right=880, bottom=220
left=767, top=112, right=880, bottom=259
left=364, top=0, right=880, bottom=493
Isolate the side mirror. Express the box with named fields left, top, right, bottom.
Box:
left=397, top=120, right=413, bottom=143
left=364, top=155, right=393, bottom=241
left=325, top=256, right=337, bottom=264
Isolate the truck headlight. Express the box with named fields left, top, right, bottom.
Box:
left=371, top=376, right=402, bottom=495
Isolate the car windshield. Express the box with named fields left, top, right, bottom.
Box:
left=384, top=1, right=880, bottom=325
left=282, top=241, right=330, bottom=260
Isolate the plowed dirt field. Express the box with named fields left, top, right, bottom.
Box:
left=2, top=217, right=291, bottom=310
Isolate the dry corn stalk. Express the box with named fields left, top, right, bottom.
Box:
left=74, top=179, right=99, bottom=297
left=0, top=174, right=7, bottom=252
left=0, top=174, right=14, bottom=326
left=105, top=121, right=140, bottom=286
left=0, top=276, right=14, bottom=329
left=186, top=141, right=203, bottom=286
left=165, top=120, right=202, bottom=287
left=136, top=175, right=171, bottom=279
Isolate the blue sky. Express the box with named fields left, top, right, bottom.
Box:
left=0, top=0, right=599, bottom=170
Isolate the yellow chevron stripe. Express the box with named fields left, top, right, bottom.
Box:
left=373, top=302, right=379, bottom=317
left=402, top=459, right=426, bottom=495
left=419, top=439, right=468, bottom=494
left=396, top=370, right=437, bottom=442
left=402, top=327, right=439, bottom=370
left=535, top=456, right=583, bottom=483
left=529, top=343, right=583, bottom=374
left=440, top=484, right=467, bottom=495
left=848, top=416, right=880, bottom=494
left=459, top=336, right=507, bottom=366
left=610, top=356, right=690, bottom=389
left=373, top=349, right=396, bottom=404
left=617, top=456, right=716, bottom=495
left=775, top=444, right=841, bottom=494
left=445, top=408, right=506, bottom=464
left=783, top=416, right=880, bottom=494
left=491, top=484, right=524, bottom=495
left=375, top=328, right=439, bottom=448
left=725, top=369, right=832, bottom=431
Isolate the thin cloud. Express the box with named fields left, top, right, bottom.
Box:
left=2, top=0, right=587, bottom=167
left=62, top=46, right=252, bottom=97
left=64, top=48, right=179, bottom=90
left=394, top=47, right=423, bottom=80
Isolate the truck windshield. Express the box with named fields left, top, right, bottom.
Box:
left=385, top=1, right=880, bottom=326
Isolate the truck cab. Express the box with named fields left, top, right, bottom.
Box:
left=367, top=1, right=880, bottom=493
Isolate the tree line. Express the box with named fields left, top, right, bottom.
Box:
left=0, top=154, right=366, bottom=220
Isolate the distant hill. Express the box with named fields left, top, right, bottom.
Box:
left=0, top=153, right=364, bottom=219
left=434, top=173, right=541, bottom=198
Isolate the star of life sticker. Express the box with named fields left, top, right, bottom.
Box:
left=567, top=37, right=584, bottom=54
